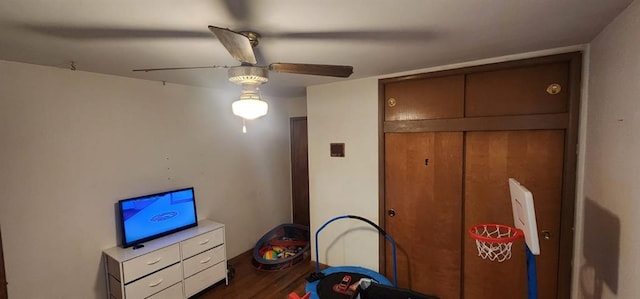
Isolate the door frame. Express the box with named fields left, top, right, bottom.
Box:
left=378, top=52, right=582, bottom=299
left=1, top=227, right=7, bottom=299
left=290, top=117, right=310, bottom=227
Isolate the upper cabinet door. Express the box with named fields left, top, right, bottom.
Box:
left=384, top=75, right=465, bottom=121
left=465, top=62, right=569, bottom=117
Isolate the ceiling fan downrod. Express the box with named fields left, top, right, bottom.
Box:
left=239, top=31, right=260, bottom=48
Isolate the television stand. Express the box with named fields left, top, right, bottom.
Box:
left=103, top=219, right=227, bottom=299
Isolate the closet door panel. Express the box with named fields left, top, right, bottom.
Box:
left=466, top=62, right=569, bottom=117
left=464, top=130, right=564, bottom=299
left=384, top=132, right=463, bottom=299
left=385, top=75, right=464, bottom=121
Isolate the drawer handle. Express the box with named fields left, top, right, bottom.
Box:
left=198, top=239, right=210, bottom=245
left=148, top=278, right=163, bottom=287
left=146, top=257, right=162, bottom=265
left=200, top=257, right=212, bottom=264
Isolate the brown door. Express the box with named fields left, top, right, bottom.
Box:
left=464, top=130, right=564, bottom=299
left=290, top=117, right=310, bottom=227
left=0, top=227, right=7, bottom=299
left=384, top=132, right=463, bottom=298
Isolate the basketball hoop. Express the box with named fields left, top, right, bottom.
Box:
left=469, top=179, right=539, bottom=299
left=469, top=223, right=524, bottom=262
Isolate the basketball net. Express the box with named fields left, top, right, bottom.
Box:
left=469, top=224, right=524, bottom=263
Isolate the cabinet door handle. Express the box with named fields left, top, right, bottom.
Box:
left=199, top=239, right=210, bottom=245
left=148, top=278, right=163, bottom=287
left=146, top=257, right=162, bottom=265
left=546, top=83, right=562, bottom=95
left=200, top=257, right=212, bottom=264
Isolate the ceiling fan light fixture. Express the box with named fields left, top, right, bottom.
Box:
left=232, top=89, right=268, bottom=120
left=228, top=66, right=269, bottom=85
left=232, top=98, right=268, bottom=120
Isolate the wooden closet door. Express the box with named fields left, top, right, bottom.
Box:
left=464, top=130, right=564, bottom=299
left=384, top=75, right=465, bottom=121
left=465, top=62, right=569, bottom=117
left=384, top=132, right=463, bottom=298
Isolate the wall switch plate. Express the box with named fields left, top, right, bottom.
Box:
left=330, top=143, right=345, bottom=157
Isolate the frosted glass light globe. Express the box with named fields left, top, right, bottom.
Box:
left=232, top=99, right=268, bottom=120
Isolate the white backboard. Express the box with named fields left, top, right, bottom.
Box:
left=509, top=178, right=540, bottom=255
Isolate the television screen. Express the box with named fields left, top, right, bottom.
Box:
left=118, top=187, right=198, bottom=248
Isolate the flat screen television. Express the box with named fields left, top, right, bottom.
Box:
left=118, top=187, right=198, bottom=248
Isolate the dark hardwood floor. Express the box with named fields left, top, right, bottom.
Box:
left=194, top=250, right=317, bottom=299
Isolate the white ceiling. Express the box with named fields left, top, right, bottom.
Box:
left=0, top=0, right=633, bottom=98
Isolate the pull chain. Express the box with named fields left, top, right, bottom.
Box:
left=242, top=119, right=247, bottom=133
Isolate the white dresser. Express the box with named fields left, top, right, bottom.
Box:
left=103, top=220, right=227, bottom=299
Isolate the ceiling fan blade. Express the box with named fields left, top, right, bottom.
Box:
left=19, top=25, right=211, bottom=40
left=208, top=26, right=256, bottom=64
left=269, top=63, right=353, bottom=78
left=132, top=65, right=230, bottom=72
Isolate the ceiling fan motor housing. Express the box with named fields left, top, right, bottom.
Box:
left=228, top=66, right=269, bottom=85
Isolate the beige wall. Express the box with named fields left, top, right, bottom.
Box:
left=577, top=0, right=640, bottom=298
left=307, top=78, right=381, bottom=270
left=0, top=61, right=292, bottom=298
left=287, top=96, right=307, bottom=118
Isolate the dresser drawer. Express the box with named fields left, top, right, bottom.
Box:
left=147, top=281, right=183, bottom=299
left=125, top=262, right=182, bottom=299
left=108, top=275, right=123, bottom=299
left=181, top=229, right=224, bottom=259
left=184, top=261, right=226, bottom=297
left=183, top=245, right=225, bottom=278
left=122, top=244, right=180, bottom=283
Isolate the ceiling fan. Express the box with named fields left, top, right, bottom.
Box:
left=132, top=25, right=353, bottom=129
left=133, top=26, right=354, bottom=80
